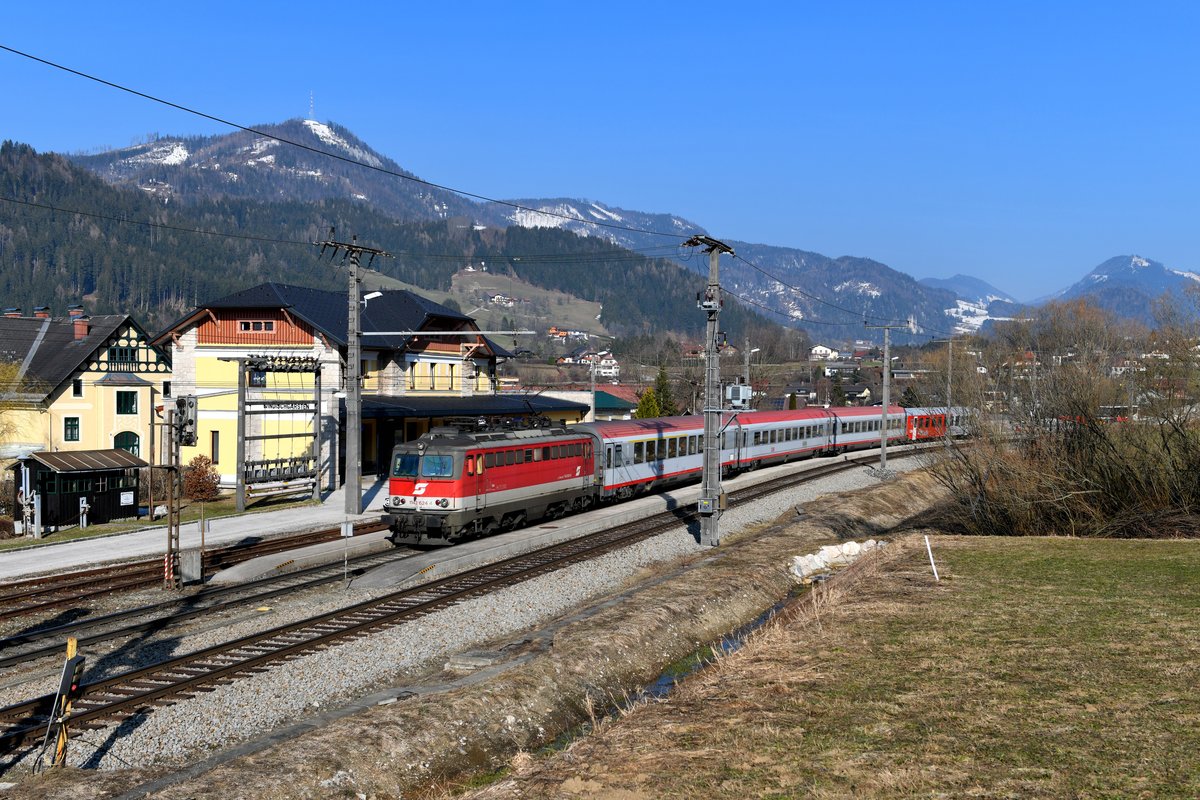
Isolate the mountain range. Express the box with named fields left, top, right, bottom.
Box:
left=27, top=118, right=1200, bottom=338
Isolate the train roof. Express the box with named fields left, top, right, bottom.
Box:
left=400, top=423, right=590, bottom=450
left=581, top=416, right=706, bottom=440
left=828, top=405, right=905, bottom=418
left=732, top=408, right=833, bottom=425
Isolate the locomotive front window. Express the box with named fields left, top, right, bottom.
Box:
left=393, top=453, right=420, bottom=478
left=421, top=455, right=455, bottom=477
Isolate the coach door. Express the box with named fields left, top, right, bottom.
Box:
left=607, top=443, right=633, bottom=488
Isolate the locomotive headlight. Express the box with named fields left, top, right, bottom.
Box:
left=438, top=498, right=449, bottom=508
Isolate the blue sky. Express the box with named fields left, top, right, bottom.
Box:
left=4, top=2, right=1199, bottom=301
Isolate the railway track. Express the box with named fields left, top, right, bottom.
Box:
left=0, top=546, right=416, bottom=673
left=0, top=520, right=388, bottom=623
left=0, top=450, right=895, bottom=755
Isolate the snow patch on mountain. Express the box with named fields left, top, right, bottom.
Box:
left=1131, top=256, right=1150, bottom=268
left=588, top=203, right=623, bottom=222
left=128, top=142, right=190, bottom=167
left=944, top=299, right=1011, bottom=333
left=1171, top=269, right=1200, bottom=283
left=833, top=281, right=881, bottom=298
left=510, top=205, right=589, bottom=233
left=302, top=120, right=382, bottom=168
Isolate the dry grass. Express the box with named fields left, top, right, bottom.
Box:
left=459, top=536, right=1200, bottom=799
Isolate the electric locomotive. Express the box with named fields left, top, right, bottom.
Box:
left=384, top=419, right=596, bottom=545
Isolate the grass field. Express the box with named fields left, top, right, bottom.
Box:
left=465, top=536, right=1200, bottom=799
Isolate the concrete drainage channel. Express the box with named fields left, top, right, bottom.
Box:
left=547, top=538, right=889, bottom=752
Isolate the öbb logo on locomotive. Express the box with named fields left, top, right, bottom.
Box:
left=385, top=406, right=968, bottom=547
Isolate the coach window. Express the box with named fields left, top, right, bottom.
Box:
left=666, top=438, right=676, bottom=459
left=542, top=447, right=551, bottom=461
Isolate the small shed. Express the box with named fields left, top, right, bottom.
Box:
left=11, top=449, right=147, bottom=532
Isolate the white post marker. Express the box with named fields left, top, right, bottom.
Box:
left=924, top=535, right=940, bottom=581
left=341, top=519, right=354, bottom=581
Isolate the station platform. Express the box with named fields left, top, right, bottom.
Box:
left=0, top=477, right=391, bottom=582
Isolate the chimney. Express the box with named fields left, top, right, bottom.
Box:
left=3, top=308, right=20, bottom=318
left=73, top=314, right=90, bottom=341
left=33, top=306, right=50, bottom=319
left=67, top=304, right=85, bottom=319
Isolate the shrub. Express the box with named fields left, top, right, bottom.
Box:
left=183, top=455, right=221, bottom=502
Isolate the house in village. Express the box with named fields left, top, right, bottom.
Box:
left=153, top=282, right=588, bottom=489
left=0, top=306, right=171, bottom=460
left=810, top=344, right=839, bottom=361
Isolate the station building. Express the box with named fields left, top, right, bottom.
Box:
left=153, top=282, right=587, bottom=490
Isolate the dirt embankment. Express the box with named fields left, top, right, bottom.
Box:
left=11, top=470, right=947, bottom=800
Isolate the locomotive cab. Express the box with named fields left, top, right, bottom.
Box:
left=385, top=441, right=470, bottom=545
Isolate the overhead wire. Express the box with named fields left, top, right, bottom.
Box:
left=0, top=43, right=691, bottom=242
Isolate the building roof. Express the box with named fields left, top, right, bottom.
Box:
left=153, top=282, right=513, bottom=354
left=0, top=315, right=133, bottom=402
left=362, top=393, right=589, bottom=420
left=15, top=448, right=148, bottom=472
left=594, top=390, right=636, bottom=412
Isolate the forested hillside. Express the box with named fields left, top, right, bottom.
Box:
left=0, top=142, right=774, bottom=339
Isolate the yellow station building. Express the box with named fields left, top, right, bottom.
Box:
left=153, top=283, right=587, bottom=491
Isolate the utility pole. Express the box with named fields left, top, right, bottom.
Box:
left=933, top=336, right=954, bottom=446
left=865, top=317, right=915, bottom=476
left=590, top=357, right=597, bottom=422
left=945, top=335, right=953, bottom=444
left=685, top=234, right=735, bottom=547
left=315, top=232, right=391, bottom=515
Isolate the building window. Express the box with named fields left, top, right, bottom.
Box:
left=108, top=346, right=137, bottom=372
left=239, top=320, right=275, bottom=333
left=72, top=379, right=83, bottom=397
left=211, top=431, right=220, bottom=465
left=114, top=431, right=140, bottom=457
left=116, top=391, right=137, bottom=415
left=64, top=417, right=80, bottom=442
left=163, top=381, right=172, bottom=398
left=249, top=370, right=267, bottom=388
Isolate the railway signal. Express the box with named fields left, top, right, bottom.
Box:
left=174, top=395, right=198, bottom=446
left=37, top=637, right=86, bottom=770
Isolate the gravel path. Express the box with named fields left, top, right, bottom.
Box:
left=2, top=461, right=916, bottom=775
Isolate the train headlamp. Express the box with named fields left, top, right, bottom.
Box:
left=437, top=498, right=449, bottom=508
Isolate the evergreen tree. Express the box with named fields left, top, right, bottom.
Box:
left=831, top=372, right=847, bottom=406
left=634, top=387, right=661, bottom=419
left=653, top=366, right=678, bottom=417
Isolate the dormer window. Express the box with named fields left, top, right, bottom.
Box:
left=239, top=320, right=275, bottom=333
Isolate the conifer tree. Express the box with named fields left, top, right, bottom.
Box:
left=635, top=387, right=661, bottom=419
